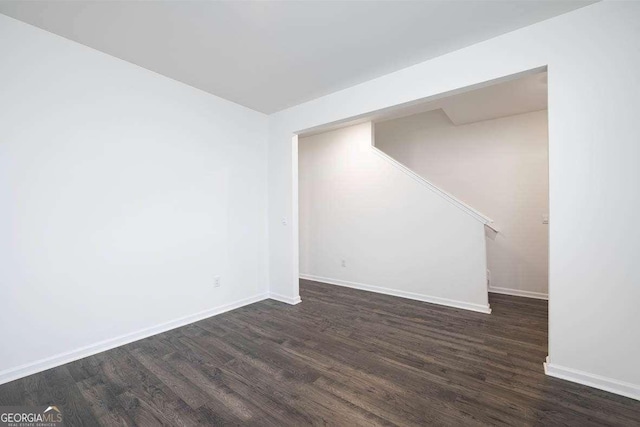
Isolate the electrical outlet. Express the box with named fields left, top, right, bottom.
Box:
left=214, top=276, right=221, bottom=288
left=341, top=259, right=346, bottom=268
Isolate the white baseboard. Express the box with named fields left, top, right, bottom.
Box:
left=269, top=292, right=302, bottom=305
left=0, top=292, right=270, bottom=386
left=300, top=274, right=491, bottom=314
left=544, top=356, right=640, bottom=401
left=489, top=286, right=548, bottom=300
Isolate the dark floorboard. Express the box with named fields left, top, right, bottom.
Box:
left=1, top=280, right=639, bottom=425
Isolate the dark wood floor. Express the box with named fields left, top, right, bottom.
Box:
left=1, top=280, right=639, bottom=426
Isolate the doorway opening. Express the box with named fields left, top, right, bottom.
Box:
left=294, top=67, right=549, bottom=324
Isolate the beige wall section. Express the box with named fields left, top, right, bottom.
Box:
left=375, top=109, right=549, bottom=297
left=299, top=122, right=491, bottom=313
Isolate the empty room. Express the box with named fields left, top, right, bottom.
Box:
left=1, top=1, right=639, bottom=426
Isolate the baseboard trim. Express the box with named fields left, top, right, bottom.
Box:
left=269, top=292, right=302, bottom=305
left=300, top=274, right=491, bottom=314
left=0, top=292, right=270, bottom=386
left=544, top=356, right=640, bottom=401
left=489, top=286, right=548, bottom=300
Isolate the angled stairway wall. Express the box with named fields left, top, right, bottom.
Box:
left=375, top=109, right=549, bottom=299
left=298, top=122, right=492, bottom=313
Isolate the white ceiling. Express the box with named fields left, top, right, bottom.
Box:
left=441, top=71, right=547, bottom=125
left=376, top=71, right=548, bottom=127
left=0, top=1, right=593, bottom=114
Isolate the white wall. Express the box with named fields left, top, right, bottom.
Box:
left=299, top=122, right=490, bottom=312
left=269, top=2, right=640, bottom=399
left=0, top=15, right=268, bottom=383
left=375, top=109, right=549, bottom=298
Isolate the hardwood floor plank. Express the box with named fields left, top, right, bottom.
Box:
left=76, top=376, right=136, bottom=426
left=0, top=279, right=639, bottom=426
left=40, top=366, right=101, bottom=426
